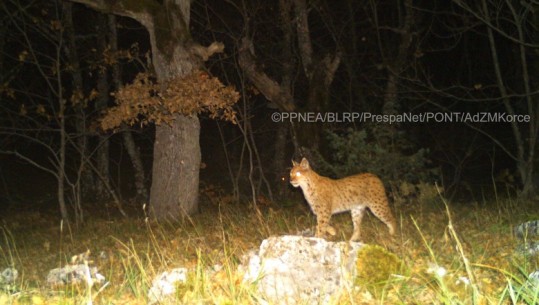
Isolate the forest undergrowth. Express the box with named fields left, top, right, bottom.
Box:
left=0, top=188, right=538, bottom=304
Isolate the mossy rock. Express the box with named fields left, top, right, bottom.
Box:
left=355, top=244, right=405, bottom=295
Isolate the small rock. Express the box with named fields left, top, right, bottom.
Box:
left=147, top=268, right=188, bottom=305
left=515, top=220, right=539, bottom=238
left=523, top=270, right=539, bottom=291
left=516, top=242, right=539, bottom=256
left=427, top=263, right=447, bottom=278
left=296, top=227, right=315, bottom=237
left=456, top=276, right=470, bottom=286
left=0, top=268, right=18, bottom=284
left=528, top=271, right=539, bottom=284
left=46, top=264, right=105, bottom=286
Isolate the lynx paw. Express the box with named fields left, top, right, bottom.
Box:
left=349, top=233, right=361, bottom=242
left=326, top=226, right=336, bottom=236
left=315, top=225, right=336, bottom=238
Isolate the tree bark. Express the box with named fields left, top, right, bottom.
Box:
left=150, top=114, right=200, bottom=218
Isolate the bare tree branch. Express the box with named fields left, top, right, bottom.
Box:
left=0, top=150, right=58, bottom=178
left=452, top=0, right=539, bottom=48
left=62, top=0, right=154, bottom=28
left=238, top=37, right=295, bottom=112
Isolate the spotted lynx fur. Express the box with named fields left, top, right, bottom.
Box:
left=290, top=158, right=396, bottom=241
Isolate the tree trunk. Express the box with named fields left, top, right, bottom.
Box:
left=107, top=13, right=149, bottom=201
left=142, top=0, right=201, bottom=220
left=150, top=114, right=200, bottom=218
left=299, top=54, right=340, bottom=152
left=273, top=122, right=289, bottom=199
left=292, top=0, right=340, bottom=153
left=481, top=0, right=537, bottom=198
left=272, top=0, right=293, bottom=199
left=95, top=13, right=111, bottom=200
left=63, top=1, right=94, bottom=198
left=122, top=129, right=148, bottom=200
left=239, top=0, right=340, bottom=156
left=518, top=160, right=535, bottom=198
left=0, top=18, right=6, bottom=74
left=57, top=93, right=68, bottom=221
left=378, top=0, right=415, bottom=145
left=67, top=0, right=202, bottom=220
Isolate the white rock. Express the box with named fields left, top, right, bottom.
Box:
left=456, top=276, right=470, bottom=286
left=427, top=263, right=447, bottom=278
left=528, top=270, right=539, bottom=284
left=46, top=264, right=105, bottom=286
left=0, top=268, right=18, bottom=284
left=147, top=268, right=188, bottom=305
left=515, top=220, right=539, bottom=238
left=243, top=235, right=363, bottom=305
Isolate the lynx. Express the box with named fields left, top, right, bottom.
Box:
left=290, top=158, right=396, bottom=241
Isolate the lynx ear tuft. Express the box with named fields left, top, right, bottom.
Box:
left=300, top=157, right=309, bottom=168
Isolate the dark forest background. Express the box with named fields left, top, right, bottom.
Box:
left=0, top=0, right=536, bottom=224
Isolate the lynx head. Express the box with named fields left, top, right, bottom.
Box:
left=290, top=157, right=312, bottom=188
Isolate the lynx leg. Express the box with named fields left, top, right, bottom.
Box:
left=316, top=209, right=335, bottom=238
left=369, top=205, right=396, bottom=236
left=350, top=207, right=366, bottom=241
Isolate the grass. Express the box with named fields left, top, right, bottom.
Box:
left=0, top=190, right=538, bottom=304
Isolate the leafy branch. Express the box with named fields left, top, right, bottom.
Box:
left=100, top=70, right=239, bottom=130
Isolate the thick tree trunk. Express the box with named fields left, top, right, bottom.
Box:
left=147, top=40, right=201, bottom=220
left=67, top=0, right=202, bottom=220
left=150, top=114, right=200, bottom=218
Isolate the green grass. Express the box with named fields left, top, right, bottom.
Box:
left=0, top=192, right=538, bottom=304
